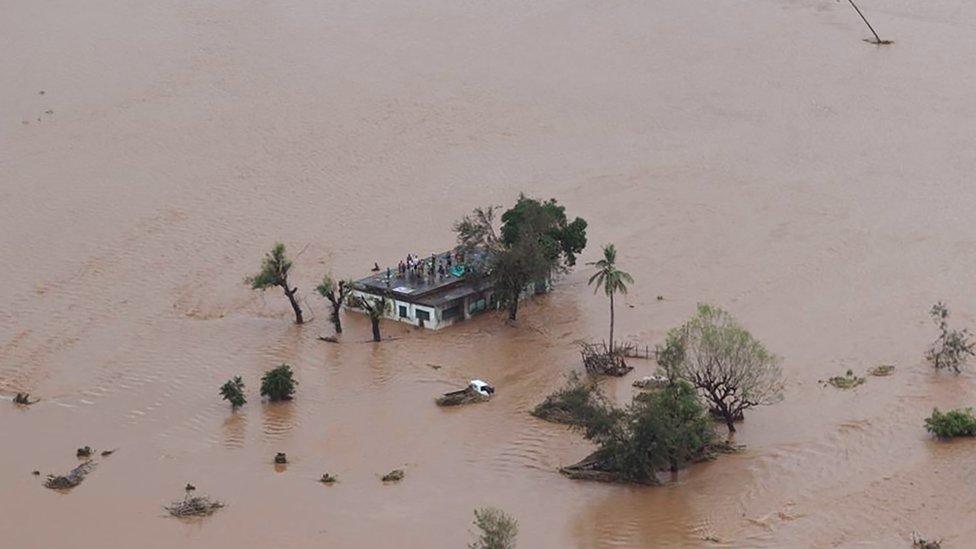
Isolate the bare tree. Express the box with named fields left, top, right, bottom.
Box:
left=316, top=275, right=353, bottom=335
left=349, top=294, right=390, bottom=342
left=669, top=304, right=783, bottom=434
left=926, top=302, right=975, bottom=373
left=247, top=243, right=304, bottom=324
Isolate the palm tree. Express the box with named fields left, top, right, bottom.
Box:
left=587, top=244, right=633, bottom=354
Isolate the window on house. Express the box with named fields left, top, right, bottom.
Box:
left=416, top=309, right=431, bottom=321
left=442, top=305, right=460, bottom=320
left=398, top=305, right=408, bottom=318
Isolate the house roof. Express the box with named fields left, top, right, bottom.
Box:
left=353, top=247, right=492, bottom=307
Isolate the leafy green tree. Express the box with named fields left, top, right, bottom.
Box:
left=348, top=295, right=390, bottom=341
left=925, top=407, right=976, bottom=438
left=499, top=195, right=587, bottom=267
left=579, top=380, right=714, bottom=482
left=219, top=376, right=246, bottom=409
left=531, top=372, right=607, bottom=426
left=668, top=304, right=783, bottom=434
left=246, top=243, right=304, bottom=324
left=587, top=244, right=633, bottom=354
left=260, top=364, right=297, bottom=401
left=316, top=275, right=353, bottom=335
left=926, top=302, right=975, bottom=373
left=469, top=507, right=518, bottom=549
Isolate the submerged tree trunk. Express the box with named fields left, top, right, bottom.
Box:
left=283, top=285, right=304, bottom=324
left=370, top=317, right=381, bottom=342
left=609, top=292, right=615, bottom=354
left=330, top=302, right=342, bottom=334
left=508, top=296, right=519, bottom=321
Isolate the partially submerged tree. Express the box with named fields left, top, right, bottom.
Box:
left=247, top=243, right=304, bottom=324
left=454, top=206, right=501, bottom=252
left=925, top=407, right=976, bottom=438
left=316, top=275, right=353, bottom=335
left=845, top=0, right=891, bottom=45
left=567, top=380, right=715, bottom=483
left=667, top=304, right=783, bottom=434
left=349, top=294, right=390, bottom=341
left=499, top=195, right=587, bottom=267
left=925, top=302, right=975, bottom=374
left=469, top=507, right=519, bottom=549
left=219, top=376, right=246, bottom=409
left=587, top=244, right=633, bottom=354
left=260, top=364, right=297, bottom=401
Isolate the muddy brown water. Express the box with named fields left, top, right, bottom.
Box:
left=3, top=0, right=976, bottom=547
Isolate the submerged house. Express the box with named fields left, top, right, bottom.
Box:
left=348, top=248, right=504, bottom=330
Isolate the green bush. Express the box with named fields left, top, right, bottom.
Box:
left=925, top=407, right=976, bottom=438
left=219, top=376, right=246, bottom=409
left=531, top=372, right=606, bottom=426
left=469, top=507, right=518, bottom=549
left=261, top=364, right=297, bottom=401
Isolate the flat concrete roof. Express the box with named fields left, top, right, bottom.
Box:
left=353, top=248, right=491, bottom=306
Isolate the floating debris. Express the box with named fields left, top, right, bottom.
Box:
left=274, top=452, right=288, bottom=464
left=632, top=375, right=669, bottom=390
left=165, top=495, right=225, bottom=518
left=100, top=448, right=117, bottom=457
left=868, top=364, right=895, bottom=377
left=912, top=531, right=941, bottom=549
left=319, top=473, right=337, bottom=484
left=436, top=380, right=493, bottom=406
left=14, top=393, right=37, bottom=405
left=317, top=335, right=339, bottom=343
left=76, top=446, right=93, bottom=458
left=45, top=460, right=95, bottom=489
left=381, top=469, right=404, bottom=482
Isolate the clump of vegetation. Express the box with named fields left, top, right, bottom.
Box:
left=454, top=195, right=587, bottom=321
left=561, top=380, right=715, bottom=484
left=316, top=275, right=353, bottom=335
left=219, top=376, right=246, bottom=409
left=824, top=369, right=866, bottom=389
left=661, top=304, right=783, bottom=433
left=469, top=507, right=519, bottom=549
left=925, top=302, right=975, bottom=374
left=45, top=461, right=95, bottom=490
left=261, top=364, right=297, bottom=401
left=868, top=364, right=895, bottom=377
left=587, top=243, right=633, bottom=355
left=274, top=452, right=288, bottom=464
left=319, top=473, right=337, bottom=484
left=13, top=392, right=36, bottom=405
left=381, top=469, right=404, bottom=482
left=347, top=295, right=389, bottom=342
left=531, top=372, right=606, bottom=426
left=246, top=243, right=304, bottom=324
left=76, top=446, right=93, bottom=458
left=924, top=407, right=976, bottom=438
left=165, top=495, right=225, bottom=517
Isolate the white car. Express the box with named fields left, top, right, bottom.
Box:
left=469, top=379, right=495, bottom=397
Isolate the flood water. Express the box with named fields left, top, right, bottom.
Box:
left=3, top=0, right=976, bottom=547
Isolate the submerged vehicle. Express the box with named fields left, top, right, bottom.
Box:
left=436, top=379, right=495, bottom=406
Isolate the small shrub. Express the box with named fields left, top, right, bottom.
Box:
left=924, top=407, right=976, bottom=438
left=319, top=473, right=337, bottom=484
left=261, top=364, right=297, bottom=401
left=925, top=302, right=975, bottom=373
left=824, top=369, right=865, bottom=389
left=381, top=469, right=404, bottom=482
left=219, top=376, right=246, bottom=409
left=868, top=365, right=895, bottom=377
left=531, top=372, right=605, bottom=425
left=469, top=507, right=518, bottom=549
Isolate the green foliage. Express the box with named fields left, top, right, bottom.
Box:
left=454, top=206, right=501, bottom=251
left=587, top=243, right=633, bottom=351
left=260, top=364, right=297, bottom=401
left=469, top=507, right=518, bottom=549
left=316, top=275, right=353, bottom=333
left=247, top=243, right=291, bottom=289
left=499, top=194, right=587, bottom=267
left=581, top=380, right=714, bottom=482
left=924, top=407, right=976, bottom=438
left=926, top=302, right=975, bottom=373
left=219, top=376, right=246, bottom=409
left=531, top=372, right=608, bottom=426
left=824, top=369, right=865, bottom=389
left=868, top=364, right=895, bottom=377
left=666, top=304, right=783, bottom=432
